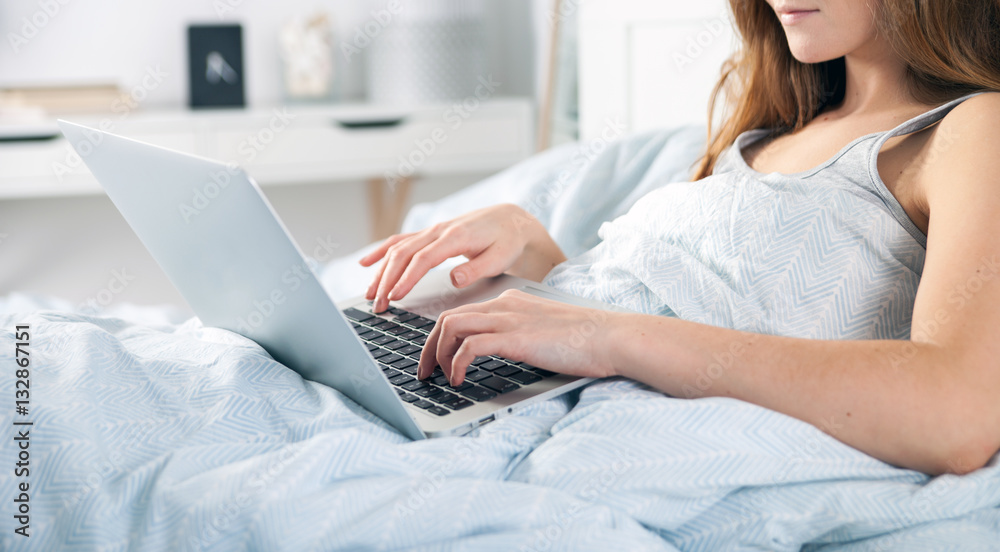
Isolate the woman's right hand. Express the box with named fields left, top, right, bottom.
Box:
left=359, top=203, right=567, bottom=313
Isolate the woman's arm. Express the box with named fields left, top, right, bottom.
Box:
left=420, top=95, right=1000, bottom=475
left=606, top=313, right=999, bottom=475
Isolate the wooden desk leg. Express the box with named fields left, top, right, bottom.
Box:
left=366, top=176, right=413, bottom=242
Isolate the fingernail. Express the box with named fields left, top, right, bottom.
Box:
left=388, top=287, right=399, bottom=300
left=452, top=271, right=466, bottom=286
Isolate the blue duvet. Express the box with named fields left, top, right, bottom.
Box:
left=2, top=127, right=998, bottom=550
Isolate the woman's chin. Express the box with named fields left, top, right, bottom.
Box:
left=787, top=47, right=842, bottom=65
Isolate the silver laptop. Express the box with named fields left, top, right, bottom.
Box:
left=58, top=120, right=623, bottom=440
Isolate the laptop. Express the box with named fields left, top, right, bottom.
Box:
left=58, top=120, right=626, bottom=440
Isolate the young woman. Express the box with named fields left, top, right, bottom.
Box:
left=360, top=0, right=1000, bottom=475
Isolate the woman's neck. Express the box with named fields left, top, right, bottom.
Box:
left=829, top=37, right=925, bottom=119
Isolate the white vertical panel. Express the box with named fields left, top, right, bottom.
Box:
left=578, top=0, right=736, bottom=141
left=577, top=20, right=631, bottom=142
left=630, top=18, right=735, bottom=132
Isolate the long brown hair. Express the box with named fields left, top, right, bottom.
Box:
left=694, top=0, right=1000, bottom=180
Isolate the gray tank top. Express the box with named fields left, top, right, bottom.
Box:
left=544, top=93, right=982, bottom=339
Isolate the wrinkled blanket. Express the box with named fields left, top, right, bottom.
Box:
left=2, top=126, right=999, bottom=551
left=1, top=304, right=998, bottom=551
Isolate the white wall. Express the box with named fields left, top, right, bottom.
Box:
left=0, top=0, right=543, bottom=106
left=0, top=1, right=551, bottom=311
left=577, top=0, right=735, bottom=140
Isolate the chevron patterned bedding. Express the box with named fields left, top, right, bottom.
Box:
left=0, top=304, right=998, bottom=550
left=2, top=127, right=998, bottom=550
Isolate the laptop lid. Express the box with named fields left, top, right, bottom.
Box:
left=57, top=120, right=426, bottom=441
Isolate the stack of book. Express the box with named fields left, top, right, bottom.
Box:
left=0, top=84, right=127, bottom=115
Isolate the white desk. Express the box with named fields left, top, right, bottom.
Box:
left=0, top=99, right=534, bottom=239
left=0, top=99, right=534, bottom=308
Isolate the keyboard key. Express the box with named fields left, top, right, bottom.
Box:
left=460, top=386, right=498, bottom=402
left=415, top=386, right=445, bottom=399
left=397, top=344, right=422, bottom=357
left=372, top=335, right=396, bottom=346
left=508, top=371, right=542, bottom=385
left=391, top=358, right=417, bottom=370
left=466, top=370, right=491, bottom=383
left=382, top=368, right=401, bottom=379
left=431, top=392, right=459, bottom=404
left=402, top=380, right=429, bottom=392
left=472, top=356, right=493, bottom=365
left=478, top=360, right=506, bottom=372
left=427, top=406, right=450, bottom=416
left=532, top=368, right=558, bottom=377
left=343, top=308, right=377, bottom=323
left=365, top=342, right=380, bottom=352
left=357, top=330, right=380, bottom=340
left=372, top=320, right=397, bottom=330
left=443, top=397, right=474, bottom=410
left=371, top=348, right=391, bottom=359
left=413, top=336, right=428, bottom=346
left=389, top=307, right=408, bottom=316
left=479, top=376, right=519, bottom=394
left=395, top=312, right=420, bottom=323
left=413, top=400, right=434, bottom=409
left=494, top=366, right=521, bottom=378
left=400, top=393, right=419, bottom=403
left=389, top=374, right=414, bottom=386
left=431, top=375, right=451, bottom=387
left=382, top=324, right=407, bottom=335
left=447, top=382, right=474, bottom=393
left=379, top=353, right=404, bottom=365
left=351, top=322, right=361, bottom=329
left=400, top=330, right=423, bottom=341
left=383, top=340, right=407, bottom=350
left=408, top=317, right=436, bottom=329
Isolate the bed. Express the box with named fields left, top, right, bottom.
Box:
left=2, top=125, right=998, bottom=551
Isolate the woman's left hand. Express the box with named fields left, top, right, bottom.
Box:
left=417, top=289, right=622, bottom=386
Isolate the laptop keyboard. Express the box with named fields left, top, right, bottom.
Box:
left=343, top=305, right=558, bottom=417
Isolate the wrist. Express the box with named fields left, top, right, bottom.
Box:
left=510, top=210, right=566, bottom=281
left=602, top=313, right=686, bottom=382
left=601, top=312, right=640, bottom=379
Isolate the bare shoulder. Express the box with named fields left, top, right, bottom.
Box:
left=934, top=92, right=1000, bottom=154
left=923, top=92, right=1000, bottom=182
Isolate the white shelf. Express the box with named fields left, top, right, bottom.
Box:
left=0, top=99, right=535, bottom=200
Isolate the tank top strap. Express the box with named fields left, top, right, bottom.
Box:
left=876, top=92, right=986, bottom=143
left=860, top=91, right=986, bottom=247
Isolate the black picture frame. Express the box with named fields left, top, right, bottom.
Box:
left=187, top=24, right=246, bottom=109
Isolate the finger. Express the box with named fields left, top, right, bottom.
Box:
left=373, top=232, right=441, bottom=312
left=436, top=313, right=509, bottom=384
left=417, top=297, right=509, bottom=379
left=450, top=334, right=512, bottom=387
left=359, top=232, right=413, bottom=267
left=389, top=238, right=476, bottom=300
left=364, top=234, right=418, bottom=300
left=365, top=256, right=391, bottom=301
left=434, top=313, right=504, bottom=365
left=417, top=318, right=444, bottom=379
left=448, top=244, right=517, bottom=288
